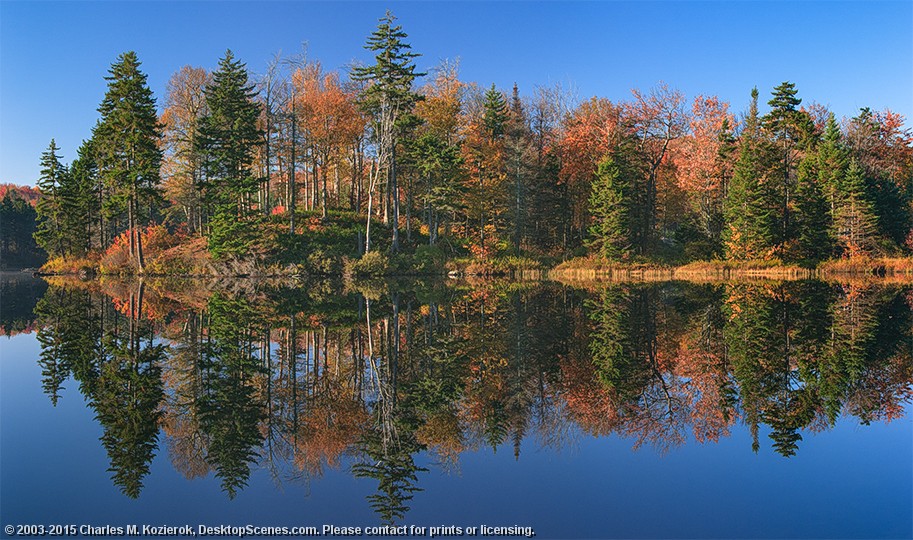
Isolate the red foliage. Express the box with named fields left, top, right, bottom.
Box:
left=0, top=184, right=41, bottom=205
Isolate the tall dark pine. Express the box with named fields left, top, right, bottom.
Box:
left=482, top=84, right=508, bottom=140
left=724, top=88, right=775, bottom=259
left=505, top=83, right=533, bottom=252
left=65, top=138, right=100, bottom=256
left=353, top=11, right=424, bottom=253
left=196, top=50, right=263, bottom=258
left=34, top=140, right=67, bottom=257
left=762, top=81, right=812, bottom=248
left=94, top=52, right=163, bottom=272
left=794, top=155, right=832, bottom=263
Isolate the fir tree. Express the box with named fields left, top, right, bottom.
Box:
left=196, top=50, right=263, bottom=258
left=834, top=159, right=879, bottom=258
left=62, top=138, right=100, bottom=256
left=794, top=155, right=832, bottom=262
left=724, top=88, right=775, bottom=259
left=816, top=113, right=849, bottom=217
left=93, top=52, right=163, bottom=272
left=482, top=84, right=508, bottom=140
left=763, top=81, right=804, bottom=247
left=505, top=83, right=533, bottom=252
left=34, top=139, right=67, bottom=257
left=353, top=11, right=424, bottom=252
left=588, top=155, right=633, bottom=260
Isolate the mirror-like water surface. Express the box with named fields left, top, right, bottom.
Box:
left=2, top=275, right=911, bottom=539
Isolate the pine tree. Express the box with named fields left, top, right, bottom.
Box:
left=763, top=81, right=803, bottom=247
left=62, top=138, right=100, bottom=256
left=724, top=88, right=775, bottom=260
left=794, top=155, right=832, bottom=262
left=94, top=52, right=163, bottom=272
left=482, top=84, right=508, bottom=140
left=834, top=159, right=879, bottom=258
left=196, top=50, right=263, bottom=258
left=34, top=139, right=67, bottom=257
left=588, top=155, right=633, bottom=260
left=0, top=190, right=43, bottom=268
left=505, top=83, right=533, bottom=252
left=352, top=11, right=424, bottom=252
left=816, top=114, right=849, bottom=217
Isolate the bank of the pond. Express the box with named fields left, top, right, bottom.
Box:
left=549, top=256, right=913, bottom=282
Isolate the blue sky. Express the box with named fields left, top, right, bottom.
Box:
left=1, top=0, right=911, bottom=186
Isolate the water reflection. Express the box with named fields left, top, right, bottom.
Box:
left=26, top=277, right=913, bottom=520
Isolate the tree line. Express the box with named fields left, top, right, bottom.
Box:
left=31, top=278, right=912, bottom=507
left=30, top=11, right=913, bottom=271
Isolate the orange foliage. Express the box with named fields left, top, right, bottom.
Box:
left=557, top=97, right=623, bottom=230
left=674, top=95, right=734, bottom=196
left=0, top=183, right=41, bottom=205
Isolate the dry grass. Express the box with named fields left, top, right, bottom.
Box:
left=819, top=257, right=913, bottom=277
left=551, top=256, right=913, bottom=286
left=550, top=257, right=812, bottom=283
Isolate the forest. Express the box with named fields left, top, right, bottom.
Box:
left=10, top=11, right=913, bottom=276
left=15, top=275, right=912, bottom=518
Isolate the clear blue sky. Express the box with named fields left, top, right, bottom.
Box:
left=1, top=0, right=911, bottom=186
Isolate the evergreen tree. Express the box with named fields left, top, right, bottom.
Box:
left=794, top=155, right=832, bottom=262
left=762, top=81, right=806, bottom=247
left=816, top=114, right=849, bottom=217
left=0, top=191, right=43, bottom=268
left=34, top=140, right=67, bottom=257
left=834, top=159, right=879, bottom=257
left=353, top=11, right=424, bottom=252
left=94, top=52, right=163, bottom=272
left=482, top=84, right=508, bottom=140
left=588, top=155, right=633, bottom=260
left=62, top=138, right=100, bottom=256
left=724, top=88, right=775, bottom=259
left=196, top=50, right=263, bottom=258
left=505, top=83, right=533, bottom=252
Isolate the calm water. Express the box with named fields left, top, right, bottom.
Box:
left=1, top=275, right=911, bottom=539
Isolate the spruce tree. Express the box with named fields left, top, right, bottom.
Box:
left=196, top=50, right=262, bottom=258
left=94, top=52, right=163, bottom=272
left=763, top=81, right=803, bottom=247
left=816, top=114, right=849, bottom=217
left=61, top=138, right=99, bottom=257
left=505, top=83, right=533, bottom=252
left=588, top=155, right=632, bottom=260
left=724, top=88, right=775, bottom=260
left=794, top=155, right=832, bottom=263
left=34, top=139, right=67, bottom=257
left=353, top=11, right=424, bottom=252
left=834, top=159, right=879, bottom=258
left=482, top=84, right=508, bottom=140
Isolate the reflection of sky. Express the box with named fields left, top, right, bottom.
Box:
left=2, top=331, right=911, bottom=539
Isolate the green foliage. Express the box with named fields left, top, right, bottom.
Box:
left=724, top=89, right=775, bottom=259
left=349, top=250, right=390, bottom=276
left=1, top=191, right=44, bottom=268
left=834, top=159, right=880, bottom=257
left=197, top=50, right=263, bottom=258
left=794, top=155, right=833, bottom=263
left=352, top=11, right=424, bottom=122
left=588, top=155, right=633, bottom=261
left=482, top=84, right=508, bottom=140
left=34, top=140, right=68, bottom=257
left=306, top=248, right=343, bottom=276
left=412, top=244, right=446, bottom=273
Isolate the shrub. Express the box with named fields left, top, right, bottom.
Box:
left=349, top=251, right=389, bottom=276
left=306, top=248, right=342, bottom=275
left=413, top=244, right=446, bottom=274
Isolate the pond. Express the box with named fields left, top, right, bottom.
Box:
left=1, top=274, right=911, bottom=539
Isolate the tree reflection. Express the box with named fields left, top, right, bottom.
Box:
left=31, top=277, right=912, bottom=512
